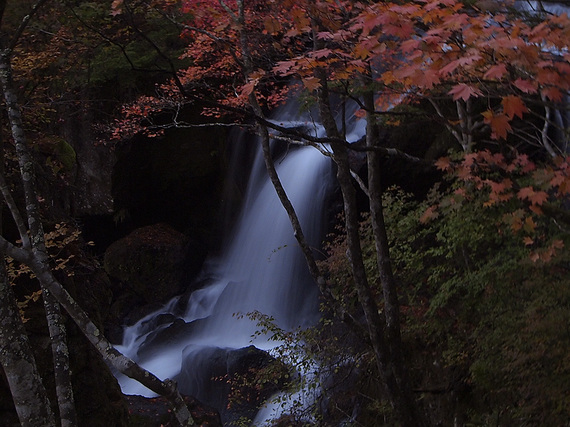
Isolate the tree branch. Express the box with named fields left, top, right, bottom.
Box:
left=8, top=0, right=49, bottom=53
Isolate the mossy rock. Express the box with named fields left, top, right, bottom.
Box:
left=54, top=138, right=77, bottom=171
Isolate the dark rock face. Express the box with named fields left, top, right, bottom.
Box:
left=111, top=125, right=227, bottom=244
left=136, top=317, right=203, bottom=360
left=125, top=394, right=222, bottom=426
left=103, top=223, right=206, bottom=335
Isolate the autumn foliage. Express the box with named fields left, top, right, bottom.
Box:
left=109, top=0, right=569, bottom=154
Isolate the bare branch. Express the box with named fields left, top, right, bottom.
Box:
left=8, top=0, right=49, bottom=53
left=350, top=169, right=369, bottom=197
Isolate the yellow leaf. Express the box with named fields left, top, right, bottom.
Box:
left=302, top=77, right=321, bottom=92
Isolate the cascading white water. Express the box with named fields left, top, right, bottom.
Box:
left=114, top=103, right=352, bottom=423
left=515, top=0, right=570, bottom=16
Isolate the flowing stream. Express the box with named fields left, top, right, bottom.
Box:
left=114, top=103, right=364, bottom=423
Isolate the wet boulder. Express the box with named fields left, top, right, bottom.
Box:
left=103, top=223, right=205, bottom=328
left=177, top=345, right=289, bottom=425
left=136, top=317, right=205, bottom=360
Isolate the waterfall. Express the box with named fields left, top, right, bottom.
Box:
left=514, top=0, right=570, bottom=16
left=114, top=102, right=353, bottom=422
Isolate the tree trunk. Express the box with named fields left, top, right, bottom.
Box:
left=0, top=263, right=56, bottom=427
left=42, top=288, right=77, bottom=427
left=0, top=47, right=78, bottom=426
left=312, top=66, right=398, bottom=417
left=0, top=44, right=54, bottom=427
left=364, top=90, right=426, bottom=426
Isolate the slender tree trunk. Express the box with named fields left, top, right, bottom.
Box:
left=0, top=47, right=78, bottom=426
left=235, top=0, right=328, bottom=294
left=42, top=289, right=77, bottom=427
left=364, top=90, right=426, bottom=426
left=312, top=65, right=400, bottom=417
left=0, top=263, right=56, bottom=427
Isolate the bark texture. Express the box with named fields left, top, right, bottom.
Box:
left=0, top=266, right=56, bottom=427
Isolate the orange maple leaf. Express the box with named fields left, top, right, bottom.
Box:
left=523, top=236, right=534, bottom=246
left=434, top=156, right=451, bottom=171
left=264, top=17, right=282, bottom=35
left=482, top=110, right=511, bottom=140
left=420, top=205, right=439, bottom=223
left=302, top=76, right=321, bottom=92
left=240, top=81, right=256, bottom=97
left=501, top=95, right=528, bottom=119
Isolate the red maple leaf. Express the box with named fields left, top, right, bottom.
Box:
left=529, top=190, right=548, bottom=206
left=448, top=84, right=482, bottom=101
left=311, top=48, right=333, bottom=59
left=541, top=86, right=564, bottom=102
left=517, top=186, right=535, bottom=201
left=484, top=63, right=507, bottom=80
left=273, top=60, right=296, bottom=75
left=513, top=78, right=537, bottom=94
left=420, top=205, right=439, bottom=223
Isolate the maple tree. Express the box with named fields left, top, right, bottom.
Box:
left=268, top=0, right=569, bottom=152
left=374, top=177, right=570, bottom=424
left=426, top=149, right=569, bottom=262
left=112, top=0, right=569, bottom=158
